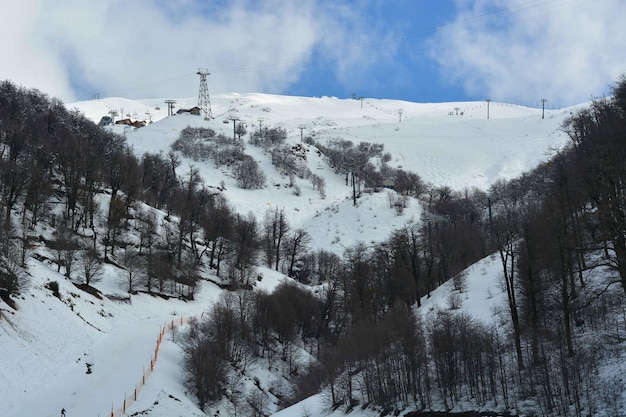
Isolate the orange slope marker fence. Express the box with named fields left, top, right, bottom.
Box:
left=106, top=313, right=202, bottom=417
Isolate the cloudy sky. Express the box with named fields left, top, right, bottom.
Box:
left=1, top=0, right=625, bottom=107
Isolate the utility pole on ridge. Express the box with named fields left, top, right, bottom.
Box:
left=164, top=100, right=177, bottom=117
left=298, top=124, right=305, bottom=142
left=227, top=115, right=240, bottom=140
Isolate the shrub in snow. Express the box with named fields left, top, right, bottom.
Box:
left=46, top=280, right=60, bottom=297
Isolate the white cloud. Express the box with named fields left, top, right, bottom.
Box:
left=0, top=2, right=76, bottom=100
left=429, top=0, right=626, bottom=106
left=0, top=0, right=362, bottom=102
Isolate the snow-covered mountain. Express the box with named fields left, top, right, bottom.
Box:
left=73, top=93, right=572, bottom=254
left=1, top=93, right=576, bottom=417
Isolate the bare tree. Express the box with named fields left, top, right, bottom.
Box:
left=261, top=207, right=289, bottom=271
left=105, top=195, right=127, bottom=258
left=246, top=390, right=269, bottom=417
left=121, top=247, right=144, bottom=293
left=391, top=221, right=423, bottom=306
left=310, top=173, right=326, bottom=198
left=136, top=207, right=158, bottom=255
left=182, top=318, right=227, bottom=410
left=0, top=237, right=27, bottom=296
left=236, top=155, right=265, bottom=189
left=282, top=228, right=311, bottom=278
left=51, top=225, right=80, bottom=278
left=489, top=178, right=527, bottom=371
left=78, top=248, right=103, bottom=285
left=230, top=213, right=259, bottom=285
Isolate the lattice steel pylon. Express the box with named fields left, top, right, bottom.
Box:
left=196, top=68, right=213, bottom=119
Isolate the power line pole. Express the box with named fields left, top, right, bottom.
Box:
left=196, top=68, right=213, bottom=119
left=227, top=115, right=240, bottom=140
left=486, top=99, right=491, bottom=120
left=164, top=100, right=176, bottom=117
left=298, top=124, right=305, bottom=142
left=541, top=98, right=547, bottom=119
left=352, top=171, right=357, bottom=205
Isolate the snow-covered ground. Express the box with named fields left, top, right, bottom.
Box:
left=73, top=93, right=572, bottom=253
left=1, top=93, right=576, bottom=417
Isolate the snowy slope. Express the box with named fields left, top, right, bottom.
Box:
left=74, top=93, right=572, bottom=191
left=0, top=93, right=576, bottom=417
left=73, top=93, right=572, bottom=254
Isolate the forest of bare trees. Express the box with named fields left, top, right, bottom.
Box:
left=182, top=77, right=626, bottom=415
left=4, top=76, right=626, bottom=416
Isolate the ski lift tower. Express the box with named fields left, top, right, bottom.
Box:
left=196, top=68, right=213, bottom=120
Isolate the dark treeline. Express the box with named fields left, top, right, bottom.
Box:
left=0, top=80, right=136, bottom=296
left=0, top=81, right=260, bottom=299
left=186, top=77, right=626, bottom=416
left=4, top=76, right=626, bottom=416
